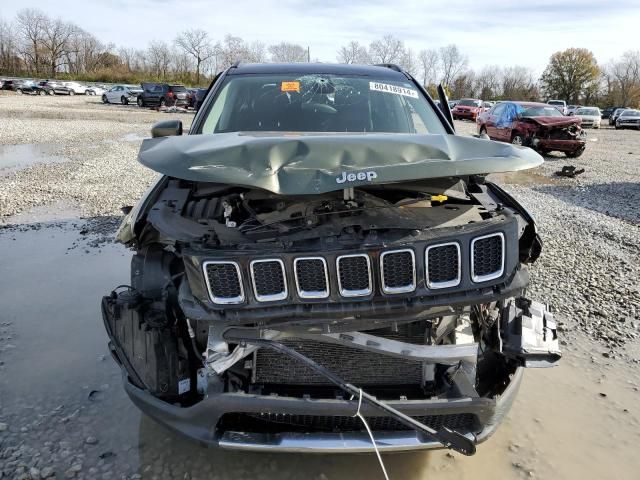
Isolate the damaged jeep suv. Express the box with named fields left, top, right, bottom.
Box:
left=102, top=63, right=560, bottom=454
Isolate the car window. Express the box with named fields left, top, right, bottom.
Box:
left=491, top=103, right=506, bottom=116
left=621, top=110, right=639, bottom=116
left=201, top=73, right=446, bottom=135
left=458, top=99, right=482, bottom=107
left=576, top=108, right=599, bottom=115
left=520, top=105, right=563, bottom=117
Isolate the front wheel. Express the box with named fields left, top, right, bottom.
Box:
left=16, top=89, right=23, bottom=94
left=159, top=98, right=166, bottom=107
left=121, top=96, right=128, bottom=105
left=137, top=97, right=144, bottom=107
left=69, top=90, right=75, bottom=96
left=39, top=90, right=46, bottom=96
left=48, top=90, right=55, bottom=96
left=566, top=147, right=585, bottom=158
left=511, top=133, right=525, bottom=146
left=102, top=95, right=108, bottom=104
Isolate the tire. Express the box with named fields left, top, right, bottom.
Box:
left=39, top=90, right=46, bottom=96
left=566, top=146, right=585, bottom=158
left=538, top=149, right=550, bottom=156
left=479, top=126, right=487, bottom=136
left=159, top=98, right=166, bottom=107
left=511, top=133, right=525, bottom=146
left=121, top=96, right=129, bottom=105
left=615, top=125, right=621, bottom=130
left=16, top=89, right=23, bottom=94
left=69, top=90, right=75, bottom=96
left=137, top=97, right=144, bottom=107
left=102, top=94, right=108, bottom=104
left=48, top=90, right=55, bottom=96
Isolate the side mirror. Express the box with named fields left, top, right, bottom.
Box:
left=151, top=119, right=183, bottom=138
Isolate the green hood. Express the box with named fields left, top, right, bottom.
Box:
left=138, top=132, right=543, bottom=195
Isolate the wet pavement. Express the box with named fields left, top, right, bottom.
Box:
left=0, top=144, right=68, bottom=176
left=1, top=220, right=639, bottom=479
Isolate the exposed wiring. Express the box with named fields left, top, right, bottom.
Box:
left=351, top=388, right=390, bottom=480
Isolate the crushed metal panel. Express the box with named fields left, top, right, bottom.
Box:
left=137, top=132, right=543, bottom=195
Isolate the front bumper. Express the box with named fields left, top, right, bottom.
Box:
left=123, top=368, right=523, bottom=452
left=453, top=111, right=478, bottom=120
left=534, top=138, right=585, bottom=153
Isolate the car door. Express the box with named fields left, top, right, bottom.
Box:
left=485, top=103, right=505, bottom=139
left=495, top=103, right=517, bottom=142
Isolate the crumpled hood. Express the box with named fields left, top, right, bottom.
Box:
left=138, top=132, right=543, bottom=195
left=525, top=116, right=581, bottom=127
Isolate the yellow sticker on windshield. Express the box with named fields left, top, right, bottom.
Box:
left=281, top=81, right=300, bottom=93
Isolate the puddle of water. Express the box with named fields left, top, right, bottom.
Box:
left=0, top=143, right=68, bottom=176
left=0, top=223, right=639, bottom=479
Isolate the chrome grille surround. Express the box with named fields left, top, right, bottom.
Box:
left=379, top=249, right=416, bottom=294
left=471, top=232, right=505, bottom=283
left=294, top=257, right=330, bottom=299
left=336, top=254, right=372, bottom=297
left=202, top=261, right=245, bottom=305
left=425, top=242, right=461, bottom=289
left=250, top=259, right=288, bottom=302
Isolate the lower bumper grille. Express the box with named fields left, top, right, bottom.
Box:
left=222, top=412, right=479, bottom=433
left=254, top=325, right=429, bottom=386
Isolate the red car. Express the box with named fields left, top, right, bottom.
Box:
left=452, top=98, right=484, bottom=121
left=476, top=101, right=586, bottom=158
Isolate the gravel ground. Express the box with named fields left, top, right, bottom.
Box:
left=456, top=119, right=640, bottom=356
left=1, top=96, right=639, bottom=479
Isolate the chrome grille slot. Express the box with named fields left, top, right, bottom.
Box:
left=426, top=242, right=461, bottom=289
left=250, top=259, right=287, bottom=302
left=471, top=233, right=505, bottom=282
left=380, top=249, right=416, bottom=294
left=294, top=257, right=329, bottom=299
left=203, top=261, right=244, bottom=304
left=336, top=254, right=372, bottom=297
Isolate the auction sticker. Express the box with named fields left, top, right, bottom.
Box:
left=369, top=82, right=418, bottom=98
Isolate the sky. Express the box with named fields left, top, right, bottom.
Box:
left=2, top=0, right=639, bottom=75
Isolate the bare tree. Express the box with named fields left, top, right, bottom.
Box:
left=147, top=41, right=172, bottom=79
left=337, top=41, right=370, bottom=64
left=439, top=44, right=468, bottom=88
left=368, top=35, right=404, bottom=64
left=16, top=8, right=47, bottom=74
left=247, top=41, right=267, bottom=63
left=217, top=35, right=250, bottom=69
left=502, top=66, right=537, bottom=100
left=41, top=17, right=75, bottom=76
left=118, top=47, right=136, bottom=71
left=175, top=29, right=215, bottom=83
left=474, top=65, right=501, bottom=99
left=0, top=18, right=20, bottom=73
left=418, top=49, right=439, bottom=86
left=607, top=50, right=640, bottom=106
left=268, top=42, right=307, bottom=62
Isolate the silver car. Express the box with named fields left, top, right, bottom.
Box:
left=609, top=108, right=628, bottom=125
left=615, top=109, right=640, bottom=130
left=102, top=84, right=143, bottom=105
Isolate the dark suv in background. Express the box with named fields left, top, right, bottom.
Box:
left=137, top=83, right=189, bottom=108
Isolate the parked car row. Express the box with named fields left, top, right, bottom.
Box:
left=0, top=78, right=110, bottom=95
left=100, top=83, right=207, bottom=111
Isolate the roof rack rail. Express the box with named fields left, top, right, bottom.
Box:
left=373, top=63, right=403, bottom=72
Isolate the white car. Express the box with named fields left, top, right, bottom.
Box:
left=102, top=85, right=143, bottom=105
left=86, top=85, right=107, bottom=96
left=547, top=99, right=567, bottom=115
left=573, top=107, right=601, bottom=128
left=63, top=82, right=89, bottom=95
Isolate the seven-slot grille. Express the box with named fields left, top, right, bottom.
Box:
left=294, top=257, right=329, bottom=298
left=380, top=249, right=416, bottom=293
left=471, top=233, right=504, bottom=282
left=426, top=242, right=461, bottom=289
left=202, top=231, right=507, bottom=304
left=250, top=259, right=287, bottom=302
left=337, top=254, right=372, bottom=297
left=203, top=261, right=244, bottom=304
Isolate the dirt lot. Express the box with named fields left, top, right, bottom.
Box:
left=1, top=94, right=639, bottom=480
